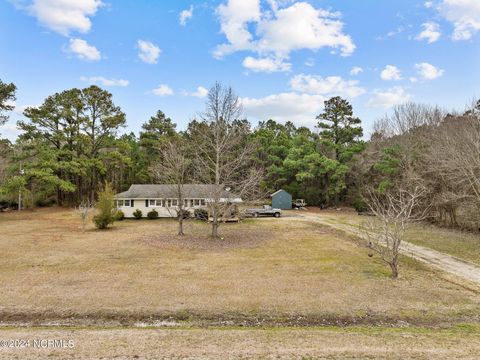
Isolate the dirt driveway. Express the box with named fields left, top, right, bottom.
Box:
left=294, top=211, right=480, bottom=286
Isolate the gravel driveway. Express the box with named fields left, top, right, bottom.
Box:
left=296, top=213, right=480, bottom=285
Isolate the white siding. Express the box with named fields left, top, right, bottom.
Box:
left=115, top=198, right=207, bottom=218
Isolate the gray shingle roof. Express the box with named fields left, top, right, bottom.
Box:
left=115, top=184, right=241, bottom=200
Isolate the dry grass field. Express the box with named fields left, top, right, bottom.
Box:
left=0, top=207, right=480, bottom=358
left=0, top=207, right=479, bottom=324
left=312, top=208, right=480, bottom=266
left=1, top=325, right=480, bottom=359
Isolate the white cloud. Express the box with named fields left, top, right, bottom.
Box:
left=184, top=86, right=209, bottom=98
left=0, top=121, right=21, bottom=140
left=179, top=5, right=194, bottom=26
left=215, top=0, right=355, bottom=62
left=290, top=74, right=366, bottom=98
left=367, top=87, right=411, bottom=109
left=80, top=76, right=129, bottom=87
left=415, top=62, right=444, bottom=80
left=438, top=0, right=480, bottom=40
left=68, top=38, right=101, bottom=61
left=380, top=65, right=402, bottom=80
left=241, top=92, right=325, bottom=126
left=304, top=58, right=315, bottom=67
left=152, top=84, right=174, bottom=96
left=350, top=66, right=363, bottom=76
left=242, top=56, right=291, bottom=72
left=12, top=103, right=41, bottom=114
left=137, top=40, right=161, bottom=64
left=377, top=26, right=406, bottom=40
left=424, top=1, right=434, bottom=8
left=215, top=0, right=261, bottom=57
left=416, top=22, right=441, bottom=43
left=16, top=0, right=103, bottom=36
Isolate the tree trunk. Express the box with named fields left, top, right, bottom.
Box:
left=389, top=260, right=399, bottom=279
left=211, top=220, right=219, bottom=239
left=178, top=216, right=184, bottom=236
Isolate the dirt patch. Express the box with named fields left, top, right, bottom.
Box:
left=0, top=309, right=477, bottom=328
left=139, top=224, right=273, bottom=251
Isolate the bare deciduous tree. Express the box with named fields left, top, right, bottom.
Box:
left=373, top=102, right=444, bottom=138
left=77, top=199, right=94, bottom=232
left=430, top=112, right=480, bottom=204
left=151, top=139, right=191, bottom=235
left=363, top=183, right=429, bottom=278
left=190, top=82, right=263, bottom=238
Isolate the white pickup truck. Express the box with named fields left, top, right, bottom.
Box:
left=246, top=205, right=282, bottom=218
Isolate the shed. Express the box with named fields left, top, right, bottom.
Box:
left=270, top=189, right=292, bottom=210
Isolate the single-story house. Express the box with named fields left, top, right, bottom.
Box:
left=271, top=189, right=292, bottom=210
left=114, top=184, right=242, bottom=218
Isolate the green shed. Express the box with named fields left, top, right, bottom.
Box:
left=271, top=189, right=292, bottom=210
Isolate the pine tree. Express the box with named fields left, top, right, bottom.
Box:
left=316, top=96, right=364, bottom=205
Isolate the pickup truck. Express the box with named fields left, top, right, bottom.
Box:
left=246, top=205, right=282, bottom=218
left=293, top=199, right=307, bottom=209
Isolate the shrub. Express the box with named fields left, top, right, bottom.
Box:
left=147, top=209, right=158, bottom=219
left=194, top=208, right=208, bottom=220
left=114, top=210, right=125, bottom=221
left=93, top=183, right=115, bottom=230
left=8, top=200, right=18, bottom=210
left=35, top=198, right=56, bottom=207
left=177, top=209, right=191, bottom=219
left=352, top=197, right=368, bottom=213
left=133, top=209, right=143, bottom=219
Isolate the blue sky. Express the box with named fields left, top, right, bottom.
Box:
left=0, top=0, right=479, bottom=140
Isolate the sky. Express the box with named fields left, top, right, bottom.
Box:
left=0, top=0, right=479, bottom=141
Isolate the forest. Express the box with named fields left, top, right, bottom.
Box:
left=0, top=78, right=479, bottom=231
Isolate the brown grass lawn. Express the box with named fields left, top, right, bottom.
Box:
left=1, top=325, right=480, bottom=359
left=311, top=208, right=480, bottom=267
left=405, top=224, right=480, bottom=266
left=0, top=207, right=479, bottom=326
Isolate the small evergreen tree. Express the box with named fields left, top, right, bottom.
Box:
left=93, top=183, right=115, bottom=229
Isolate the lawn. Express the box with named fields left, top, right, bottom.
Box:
left=405, top=224, right=480, bottom=266
left=312, top=208, right=480, bottom=266
left=1, top=325, right=480, bottom=359
left=0, top=207, right=478, bottom=326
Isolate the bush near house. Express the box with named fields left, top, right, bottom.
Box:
left=93, top=183, right=115, bottom=230
left=114, top=210, right=125, bottom=221
left=194, top=208, right=208, bottom=221
left=147, top=209, right=158, bottom=219
left=133, top=209, right=142, bottom=219
left=178, top=209, right=191, bottom=219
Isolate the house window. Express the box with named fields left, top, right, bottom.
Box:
left=171, top=199, right=178, bottom=206
left=117, top=200, right=123, bottom=207
left=156, top=199, right=163, bottom=207
left=200, top=199, right=206, bottom=206
left=149, top=199, right=155, bottom=206
left=124, top=200, right=130, bottom=207
left=184, top=199, right=189, bottom=207
left=193, top=199, right=202, bottom=207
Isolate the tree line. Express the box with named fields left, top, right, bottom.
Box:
left=1, top=78, right=479, bottom=232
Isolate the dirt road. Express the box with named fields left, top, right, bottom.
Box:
left=296, top=212, right=480, bottom=285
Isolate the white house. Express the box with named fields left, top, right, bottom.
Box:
left=114, top=184, right=242, bottom=218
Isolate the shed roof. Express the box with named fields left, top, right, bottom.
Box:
left=115, top=184, right=241, bottom=201
left=270, top=189, right=291, bottom=197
